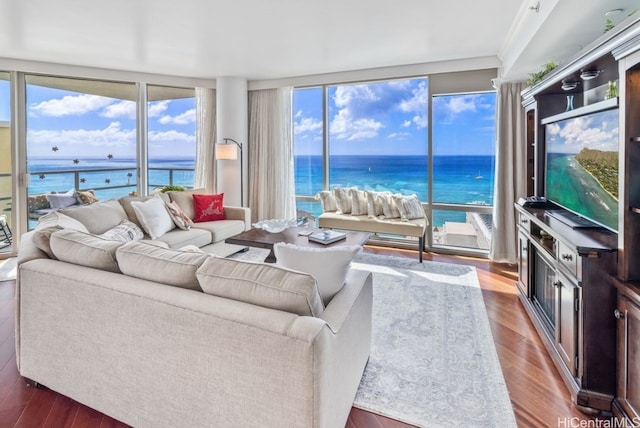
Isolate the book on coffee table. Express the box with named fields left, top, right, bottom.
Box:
left=308, top=230, right=347, bottom=245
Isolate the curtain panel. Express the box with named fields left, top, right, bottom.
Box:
left=194, top=88, right=216, bottom=192
left=489, top=82, right=527, bottom=263
left=248, top=87, right=295, bottom=223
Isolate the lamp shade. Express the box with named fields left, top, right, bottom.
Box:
left=215, top=143, right=238, bottom=160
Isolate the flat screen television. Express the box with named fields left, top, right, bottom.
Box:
left=544, top=107, right=619, bottom=231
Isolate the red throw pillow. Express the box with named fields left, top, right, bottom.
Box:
left=192, top=193, right=226, bottom=222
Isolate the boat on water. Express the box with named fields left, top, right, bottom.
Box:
left=475, top=170, right=483, bottom=180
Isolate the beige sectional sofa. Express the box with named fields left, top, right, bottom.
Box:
left=16, top=207, right=373, bottom=427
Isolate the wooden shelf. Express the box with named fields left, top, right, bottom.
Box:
left=541, top=97, right=619, bottom=125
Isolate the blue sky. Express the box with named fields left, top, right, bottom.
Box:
left=546, top=109, right=618, bottom=154
left=24, top=84, right=195, bottom=159
left=293, top=78, right=496, bottom=157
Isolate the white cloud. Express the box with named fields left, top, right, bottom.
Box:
left=401, top=120, right=412, bottom=128
left=295, top=116, right=322, bottom=134
left=333, top=85, right=379, bottom=108
left=399, top=81, right=428, bottom=128
left=29, top=94, right=114, bottom=117
left=101, top=100, right=136, bottom=119
left=388, top=132, right=410, bottom=140
left=330, top=108, right=383, bottom=141
left=558, top=116, right=618, bottom=152
left=148, top=129, right=195, bottom=144
left=158, top=108, right=196, bottom=125
left=27, top=121, right=135, bottom=147
left=149, top=100, right=170, bottom=118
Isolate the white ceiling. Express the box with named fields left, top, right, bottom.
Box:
left=0, top=0, right=637, bottom=82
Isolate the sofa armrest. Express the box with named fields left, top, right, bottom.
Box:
left=224, top=206, right=251, bottom=231
left=320, top=269, right=372, bottom=334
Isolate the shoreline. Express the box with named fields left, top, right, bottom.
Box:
left=573, top=156, right=618, bottom=202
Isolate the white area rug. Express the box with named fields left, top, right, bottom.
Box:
left=235, top=248, right=517, bottom=427
left=351, top=253, right=516, bottom=428
left=0, top=257, right=17, bottom=281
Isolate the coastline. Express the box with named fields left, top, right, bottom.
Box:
left=574, top=157, right=618, bottom=202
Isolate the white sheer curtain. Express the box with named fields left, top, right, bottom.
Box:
left=248, top=87, right=295, bottom=222
left=489, top=81, right=527, bottom=263
left=194, top=88, right=216, bottom=192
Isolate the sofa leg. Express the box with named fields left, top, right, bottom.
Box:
left=24, top=377, right=45, bottom=389
left=418, top=237, right=424, bottom=263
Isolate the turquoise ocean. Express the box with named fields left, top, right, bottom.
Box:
left=27, top=155, right=495, bottom=228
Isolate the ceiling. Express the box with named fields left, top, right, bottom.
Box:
left=0, top=0, right=637, bottom=82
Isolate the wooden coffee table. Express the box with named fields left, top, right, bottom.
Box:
left=226, top=227, right=370, bottom=263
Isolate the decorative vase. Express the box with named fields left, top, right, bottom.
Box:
left=566, top=95, right=574, bottom=111
left=605, top=80, right=618, bottom=99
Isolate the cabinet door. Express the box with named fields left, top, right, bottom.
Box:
left=556, top=273, right=578, bottom=376
left=517, top=232, right=529, bottom=297
left=617, top=295, right=640, bottom=420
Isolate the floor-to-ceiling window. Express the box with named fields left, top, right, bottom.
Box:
left=431, top=92, right=496, bottom=251
left=0, top=72, right=11, bottom=255
left=293, top=70, right=496, bottom=254
left=147, top=85, right=196, bottom=193
left=23, top=76, right=197, bottom=229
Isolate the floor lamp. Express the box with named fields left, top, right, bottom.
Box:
left=215, top=138, right=243, bottom=206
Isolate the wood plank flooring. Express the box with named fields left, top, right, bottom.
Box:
left=0, top=249, right=601, bottom=427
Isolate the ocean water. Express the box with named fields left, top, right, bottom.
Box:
left=27, top=157, right=195, bottom=200
left=295, top=155, right=495, bottom=226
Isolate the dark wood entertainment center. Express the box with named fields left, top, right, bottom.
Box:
left=518, top=15, right=640, bottom=421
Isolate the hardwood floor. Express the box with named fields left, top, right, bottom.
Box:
left=0, top=249, right=600, bottom=427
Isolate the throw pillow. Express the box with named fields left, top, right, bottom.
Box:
left=392, top=194, right=425, bottom=221
left=35, top=211, right=90, bottom=233
left=380, top=193, right=401, bottom=219
left=98, top=219, right=144, bottom=242
left=350, top=189, right=368, bottom=216
left=315, top=191, right=337, bottom=213
left=49, top=229, right=124, bottom=273
left=274, top=242, right=361, bottom=305
left=28, top=194, right=50, bottom=212
left=46, top=189, right=79, bottom=209
left=333, top=187, right=357, bottom=214
left=32, top=225, right=63, bottom=259
left=75, top=189, right=99, bottom=205
left=167, top=188, right=207, bottom=220
left=116, top=241, right=210, bottom=291
left=166, top=201, right=194, bottom=230
left=196, top=257, right=324, bottom=317
left=59, top=199, right=128, bottom=234
left=193, top=193, right=225, bottom=222
left=131, top=195, right=176, bottom=239
left=365, top=190, right=391, bottom=218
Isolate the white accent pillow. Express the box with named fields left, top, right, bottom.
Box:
left=380, top=193, right=401, bottom=219
left=98, top=219, right=144, bottom=242
left=365, top=190, right=391, bottom=218
left=274, top=242, right=361, bottom=305
left=392, top=194, right=425, bottom=221
left=350, top=189, right=368, bottom=216
left=333, top=187, right=357, bottom=214
left=315, top=191, right=337, bottom=213
left=131, top=195, right=176, bottom=239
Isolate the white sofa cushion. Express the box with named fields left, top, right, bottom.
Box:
left=60, top=199, right=128, bottom=234
left=116, top=241, right=210, bottom=291
left=153, top=227, right=212, bottom=249
left=274, top=243, right=361, bottom=305
left=365, top=190, right=391, bottom=218
left=196, top=257, right=324, bottom=317
left=333, top=187, right=356, bottom=214
left=131, top=195, right=176, bottom=239
left=49, top=229, right=124, bottom=273
left=35, top=211, right=90, bottom=233
left=350, top=189, right=368, bottom=216
left=380, top=193, right=401, bottom=219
